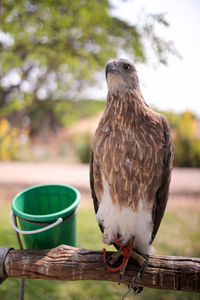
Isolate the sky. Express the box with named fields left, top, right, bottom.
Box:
left=90, top=0, right=200, bottom=116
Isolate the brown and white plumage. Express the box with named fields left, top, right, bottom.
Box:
left=90, top=58, right=173, bottom=257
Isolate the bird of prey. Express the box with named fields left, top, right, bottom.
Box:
left=90, top=58, right=173, bottom=292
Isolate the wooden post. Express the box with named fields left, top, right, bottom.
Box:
left=2, top=245, right=200, bottom=292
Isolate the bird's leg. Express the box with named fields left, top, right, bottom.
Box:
left=130, top=250, right=147, bottom=266
left=103, top=237, right=134, bottom=282
left=130, top=251, right=149, bottom=294
left=118, top=256, right=130, bottom=285
left=108, top=248, right=123, bottom=265
left=104, top=235, right=124, bottom=267
left=118, top=238, right=135, bottom=285
left=120, top=251, right=148, bottom=300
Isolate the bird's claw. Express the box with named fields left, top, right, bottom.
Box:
left=131, top=273, right=143, bottom=294
left=133, top=286, right=144, bottom=294
left=104, top=255, right=112, bottom=270
left=104, top=250, right=123, bottom=270
left=118, top=272, right=123, bottom=285
left=130, top=253, right=149, bottom=294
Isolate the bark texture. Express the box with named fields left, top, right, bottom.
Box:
left=3, top=245, right=200, bottom=292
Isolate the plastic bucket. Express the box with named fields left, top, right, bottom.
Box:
left=10, top=184, right=80, bottom=249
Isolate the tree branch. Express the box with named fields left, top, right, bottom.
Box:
left=2, top=245, right=200, bottom=292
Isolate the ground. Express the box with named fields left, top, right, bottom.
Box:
left=0, top=162, right=200, bottom=210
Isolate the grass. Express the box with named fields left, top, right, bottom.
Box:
left=0, top=203, right=200, bottom=300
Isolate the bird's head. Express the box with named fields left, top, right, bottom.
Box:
left=105, top=58, right=140, bottom=94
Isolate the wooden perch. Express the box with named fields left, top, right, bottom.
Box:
left=2, top=245, right=200, bottom=292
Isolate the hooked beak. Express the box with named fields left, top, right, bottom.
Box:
left=105, top=62, right=119, bottom=78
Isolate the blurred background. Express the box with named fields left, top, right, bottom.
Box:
left=0, top=1, right=199, bottom=300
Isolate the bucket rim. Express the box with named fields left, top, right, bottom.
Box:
left=11, top=184, right=80, bottom=222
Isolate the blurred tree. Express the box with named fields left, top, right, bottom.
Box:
left=0, top=0, right=178, bottom=136
left=0, top=116, right=31, bottom=160
left=172, top=111, right=200, bottom=167
left=162, top=110, right=200, bottom=168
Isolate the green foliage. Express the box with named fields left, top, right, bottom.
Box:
left=0, top=117, right=32, bottom=161
left=72, top=100, right=105, bottom=120
left=55, top=99, right=106, bottom=127
left=162, top=111, right=200, bottom=168
left=72, top=132, right=92, bottom=163
left=0, top=0, right=178, bottom=134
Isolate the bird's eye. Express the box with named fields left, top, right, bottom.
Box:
left=123, top=64, right=132, bottom=72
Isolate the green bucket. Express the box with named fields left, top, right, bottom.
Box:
left=10, top=184, right=80, bottom=249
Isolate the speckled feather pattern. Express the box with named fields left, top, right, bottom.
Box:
left=90, top=60, right=173, bottom=254
left=92, top=91, right=165, bottom=209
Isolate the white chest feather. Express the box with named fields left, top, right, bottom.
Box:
left=96, top=177, right=153, bottom=255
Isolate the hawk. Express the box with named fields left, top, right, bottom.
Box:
left=90, top=58, right=173, bottom=292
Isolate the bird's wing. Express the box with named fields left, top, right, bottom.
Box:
left=90, top=150, right=120, bottom=250
left=151, top=116, right=174, bottom=243
left=90, top=150, right=100, bottom=215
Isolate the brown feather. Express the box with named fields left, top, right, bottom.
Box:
left=91, top=91, right=167, bottom=210
left=151, top=116, right=174, bottom=243
left=90, top=58, right=174, bottom=250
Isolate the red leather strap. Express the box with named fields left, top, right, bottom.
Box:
left=103, top=247, right=131, bottom=272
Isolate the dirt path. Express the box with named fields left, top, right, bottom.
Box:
left=0, top=162, right=200, bottom=193
left=0, top=162, right=89, bottom=190
left=0, top=162, right=199, bottom=208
